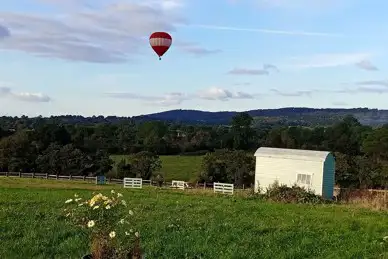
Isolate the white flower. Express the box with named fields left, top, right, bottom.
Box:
left=109, top=231, right=116, bottom=238
left=65, top=199, right=73, bottom=204
left=119, top=219, right=125, bottom=224
left=129, top=229, right=133, bottom=233
left=93, top=206, right=99, bottom=210
left=74, top=194, right=79, bottom=198
left=117, top=193, right=123, bottom=197
left=384, top=236, right=388, bottom=241
left=125, top=231, right=130, bottom=236
left=75, top=198, right=82, bottom=202
left=111, top=190, right=115, bottom=194
left=87, top=220, right=95, bottom=228
left=66, top=213, right=71, bottom=217
left=105, top=205, right=111, bottom=210
left=78, top=203, right=84, bottom=207
left=135, top=232, right=139, bottom=238
left=121, top=200, right=127, bottom=206
left=128, top=210, right=134, bottom=216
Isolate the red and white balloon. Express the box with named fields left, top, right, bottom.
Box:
left=149, top=32, right=172, bottom=60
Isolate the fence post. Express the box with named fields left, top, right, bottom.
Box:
left=45, top=173, right=48, bottom=179
left=203, top=182, right=206, bottom=190
left=56, top=174, right=59, bottom=180
left=242, top=184, right=245, bottom=190
left=69, top=175, right=72, bottom=180
left=83, top=176, right=86, bottom=181
left=32, top=172, right=35, bottom=178
left=19, top=172, right=21, bottom=178
left=5, top=171, right=8, bottom=177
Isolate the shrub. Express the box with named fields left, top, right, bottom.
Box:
left=263, top=181, right=328, bottom=204
left=63, top=190, right=140, bottom=258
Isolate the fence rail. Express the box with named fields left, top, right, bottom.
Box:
left=214, top=182, right=234, bottom=195
left=123, top=178, right=143, bottom=189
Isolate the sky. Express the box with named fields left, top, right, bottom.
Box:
left=1, top=0, right=388, bottom=117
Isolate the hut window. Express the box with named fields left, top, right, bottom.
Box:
left=297, top=173, right=312, bottom=185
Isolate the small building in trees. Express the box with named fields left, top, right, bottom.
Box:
left=254, top=147, right=335, bottom=199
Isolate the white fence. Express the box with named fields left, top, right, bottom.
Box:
left=214, top=182, right=234, bottom=195
left=123, top=178, right=143, bottom=189
left=171, top=180, right=186, bottom=190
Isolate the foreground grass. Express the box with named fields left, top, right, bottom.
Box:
left=1, top=178, right=387, bottom=259
left=111, top=155, right=203, bottom=182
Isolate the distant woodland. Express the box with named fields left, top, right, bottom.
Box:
left=0, top=107, right=387, bottom=189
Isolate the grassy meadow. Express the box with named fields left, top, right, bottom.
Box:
left=1, top=177, right=387, bottom=259
left=111, top=155, right=203, bottom=182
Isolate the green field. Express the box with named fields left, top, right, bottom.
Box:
left=111, top=155, right=203, bottom=182
left=1, top=178, right=387, bottom=259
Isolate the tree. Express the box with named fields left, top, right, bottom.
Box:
left=128, top=151, right=161, bottom=180
left=36, top=143, right=88, bottom=175
left=91, top=150, right=114, bottom=176
left=116, top=159, right=132, bottom=178
left=353, top=155, right=383, bottom=189
left=231, top=113, right=254, bottom=150
left=0, top=130, right=37, bottom=172
left=199, top=150, right=254, bottom=186
left=362, top=127, right=388, bottom=161
left=36, top=143, right=62, bottom=175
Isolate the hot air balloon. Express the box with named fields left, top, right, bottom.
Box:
left=149, top=32, right=172, bottom=60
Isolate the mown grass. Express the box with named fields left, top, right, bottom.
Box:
left=111, top=155, right=203, bottom=182
left=1, top=178, right=387, bottom=259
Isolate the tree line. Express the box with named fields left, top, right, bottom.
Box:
left=0, top=113, right=387, bottom=189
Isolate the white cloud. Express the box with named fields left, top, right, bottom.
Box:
left=0, top=84, right=51, bottom=102
left=355, top=60, right=378, bottom=71
left=270, top=89, right=313, bottom=97
left=182, top=24, right=341, bottom=37
left=228, top=64, right=278, bottom=75
left=175, top=41, right=221, bottom=56
left=356, top=80, right=388, bottom=87
left=332, top=101, right=348, bottom=106
left=287, top=52, right=372, bottom=69
left=255, top=0, right=341, bottom=9
left=104, top=92, right=189, bottom=106
left=11, top=92, right=51, bottom=102
left=233, top=82, right=251, bottom=86
left=228, top=68, right=268, bottom=75
left=0, top=1, right=189, bottom=63
left=105, top=87, right=257, bottom=106
left=196, top=87, right=255, bottom=100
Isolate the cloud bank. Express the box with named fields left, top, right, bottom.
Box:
left=0, top=0, right=216, bottom=63
left=0, top=85, right=51, bottom=102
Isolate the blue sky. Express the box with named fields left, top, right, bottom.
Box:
left=1, top=0, right=388, bottom=117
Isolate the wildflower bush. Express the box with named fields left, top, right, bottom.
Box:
left=64, top=190, right=140, bottom=259
left=250, top=181, right=328, bottom=204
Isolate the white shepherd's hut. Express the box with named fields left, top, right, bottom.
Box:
left=254, top=147, right=335, bottom=199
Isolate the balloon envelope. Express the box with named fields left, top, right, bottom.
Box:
left=149, top=32, right=172, bottom=59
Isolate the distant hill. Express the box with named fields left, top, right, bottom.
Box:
left=6, top=107, right=387, bottom=127
left=134, top=107, right=388, bottom=126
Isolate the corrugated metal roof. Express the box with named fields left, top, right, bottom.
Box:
left=254, top=147, right=330, bottom=162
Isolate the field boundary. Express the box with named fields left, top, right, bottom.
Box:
left=1, top=172, right=387, bottom=196
left=0, top=172, right=222, bottom=190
